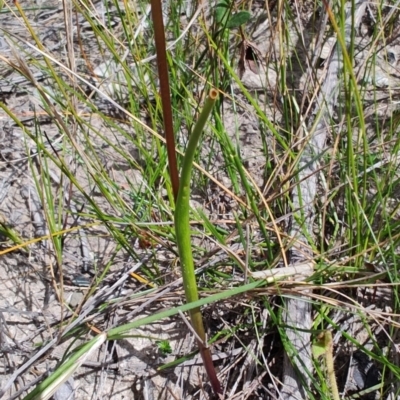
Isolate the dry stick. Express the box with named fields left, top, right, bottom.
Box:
left=150, top=0, right=180, bottom=200
left=281, top=2, right=368, bottom=399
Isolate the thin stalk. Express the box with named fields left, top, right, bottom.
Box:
left=150, top=0, right=180, bottom=200
left=314, top=331, right=340, bottom=400
left=174, top=89, right=222, bottom=395
left=324, top=331, right=340, bottom=400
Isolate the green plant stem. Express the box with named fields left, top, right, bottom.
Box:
left=174, top=89, right=221, bottom=395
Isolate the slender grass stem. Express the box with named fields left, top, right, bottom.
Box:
left=174, top=89, right=221, bottom=395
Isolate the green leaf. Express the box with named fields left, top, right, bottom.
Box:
left=312, top=342, right=326, bottom=358
left=227, top=11, right=251, bottom=29
left=215, top=0, right=230, bottom=25
left=157, top=340, right=172, bottom=355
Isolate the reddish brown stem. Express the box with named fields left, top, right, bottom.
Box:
left=150, top=0, right=180, bottom=200
left=150, top=2, right=221, bottom=396
left=199, top=342, right=223, bottom=396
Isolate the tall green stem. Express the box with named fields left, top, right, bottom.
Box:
left=174, top=89, right=221, bottom=395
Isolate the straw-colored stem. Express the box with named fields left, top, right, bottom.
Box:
left=323, top=331, right=340, bottom=400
